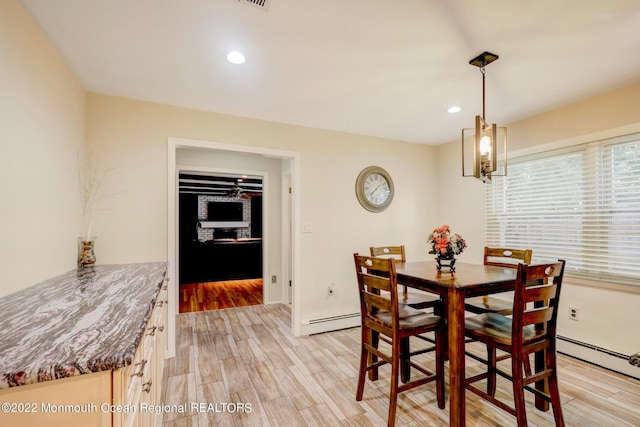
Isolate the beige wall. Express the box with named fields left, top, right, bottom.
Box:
left=0, top=0, right=85, bottom=297
left=85, top=93, right=438, bottom=328
left=435, top=83, right=640, bottom=359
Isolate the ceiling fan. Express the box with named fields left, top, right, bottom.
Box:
left=225, top=180, right=263, bottom=199
left=226, top=182, right=249, bottom=199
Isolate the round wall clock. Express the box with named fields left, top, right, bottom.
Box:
left=355, top=166, right=394, bottom=212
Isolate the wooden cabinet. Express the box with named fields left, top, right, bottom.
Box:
left=0, top=277, right=169, bottom=427
left=113, top=279, right=168, bottom=427
left=0, top=371, right=113, bottom=426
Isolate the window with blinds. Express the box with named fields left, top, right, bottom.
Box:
left=486, top=132, right=640, bottom=284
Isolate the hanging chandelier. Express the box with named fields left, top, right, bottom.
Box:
left=462, top=51, right=507, bottom=183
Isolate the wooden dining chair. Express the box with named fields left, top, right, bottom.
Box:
left=354, top=254, right=445, bottom=427
left=370, top=245, right=441, bottom=311
left=464, top=261, right=566, bottom=427
left=465, top=247, right=533, bottom=315
left=465, top=247, right=534, bottom=394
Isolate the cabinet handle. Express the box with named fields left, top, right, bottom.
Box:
left=130, top=359, right=147, bottom=377
left=142, top=380, right=152, bottom=393
left=147, top=326, right=157, bottom=336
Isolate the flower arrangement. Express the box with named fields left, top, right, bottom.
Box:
left=428, top=224, right=467, bottom=259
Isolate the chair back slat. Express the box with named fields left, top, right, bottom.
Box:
left=523, top=283, right=558, bottom=304
left=522, top=307, right=554, bottom=327
left=361, top=273, right=393, bottom=293
left=484, top=246, right=533, bottom=269
left=363, top=291, right=392, bottom=313
left=370, top=245, right=406, bottom=263
left=356, top=253, right=397, bottom=272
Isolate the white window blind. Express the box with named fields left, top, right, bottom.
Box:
left=486, top=132, right=640, bottom=284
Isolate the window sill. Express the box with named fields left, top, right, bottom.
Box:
left=565, top=273, right=640, bottom=294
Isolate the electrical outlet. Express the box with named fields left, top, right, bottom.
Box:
left=271, top=275, right=277, bottom=284
left=568, top=306, right=579, bottom=321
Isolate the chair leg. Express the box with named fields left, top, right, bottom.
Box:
left=511, top=355, right=528, bottom=427
left=548, top=372, right=565, bottom=427
left=356, top=326, right=369, bottom=401
left=388, top=337, right=402, bottom=427
left=547, top=349, right=565, bottom=427
left=369, top=330, right=379, bottom=381
left=400, top=337, right=410, bottom=383
left=436, top=327, right=445, bottom=409
left=487, top=345, right=497, bottom=397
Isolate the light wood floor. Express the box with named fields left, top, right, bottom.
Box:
left=180, top=279, right=263, bottom=313
left=161, top=304, right=640, bottom=426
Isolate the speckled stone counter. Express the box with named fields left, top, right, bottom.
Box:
left=0, top=262, right=167, bottom=389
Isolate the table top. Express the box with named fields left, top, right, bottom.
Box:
left=396, top=260, right=517, bottom=295
left=0, top=262, right=167, bottom=389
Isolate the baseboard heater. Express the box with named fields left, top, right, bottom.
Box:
left=557, top=335, right=640, bottom=379
left=301, top=312, right=360, bottom=325
left=557, top=335, right=629, bottom=361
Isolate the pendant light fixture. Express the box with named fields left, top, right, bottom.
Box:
left=462, top=51, right=507, bottom=183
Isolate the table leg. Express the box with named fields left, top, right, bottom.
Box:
left=448, top=289, right=466, bottom=427
left=534, top=347, right=550, bottom=411
left=533, top=300, right=550, bottom=412
left=401, top=338, right=410, bottom=383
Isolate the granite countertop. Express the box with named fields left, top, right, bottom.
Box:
left=0, top=262, right=167, bottom=389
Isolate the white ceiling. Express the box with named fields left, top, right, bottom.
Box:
left=19, top=0, right=640, bottom=145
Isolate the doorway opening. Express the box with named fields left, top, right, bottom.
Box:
left=178, top=171, right=264, bottom=313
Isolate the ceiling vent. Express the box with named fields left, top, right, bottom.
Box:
left=237, top=0, right=270, bottom=11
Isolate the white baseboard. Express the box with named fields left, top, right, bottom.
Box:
left=300, top=313, right=360, bottom=335
left=557, top=336, right=639, bottom=380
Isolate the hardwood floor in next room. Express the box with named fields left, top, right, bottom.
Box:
left=180, top=279, right=263, bottom=313
left=161, top=304, right=640, bottom=427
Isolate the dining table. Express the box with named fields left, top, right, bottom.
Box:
left=395, top=260, right=548, bottom=427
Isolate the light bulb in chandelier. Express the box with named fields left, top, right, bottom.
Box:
left=480, top=135, right=492, bottom=155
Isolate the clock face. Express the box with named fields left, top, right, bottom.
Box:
left=355, top=166, right=394, bottom=212
left=364, top=173, right=391, bottom=205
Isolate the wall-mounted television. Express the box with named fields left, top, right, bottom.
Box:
left=208, top=201, right=244, bottom=221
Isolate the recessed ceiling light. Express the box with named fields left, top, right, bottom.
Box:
left=448, top=106, right=462, bottom=113
left=226, top=51, right=245, bottom=64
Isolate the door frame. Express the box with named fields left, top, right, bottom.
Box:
left=167, top=137, right=300, bottom=358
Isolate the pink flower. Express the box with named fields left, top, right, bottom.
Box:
left=434, top=236, right=449, bottom=253
left=434, top=225, right=450, bottom=234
